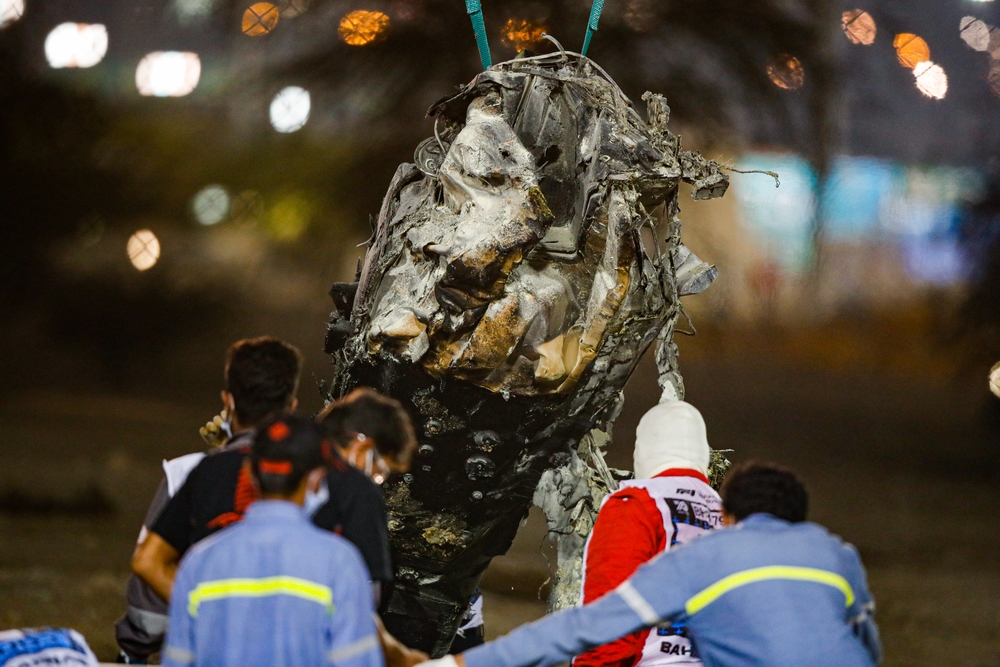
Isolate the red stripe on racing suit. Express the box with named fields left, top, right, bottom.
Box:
left=574, top=470, right=722, bottom=667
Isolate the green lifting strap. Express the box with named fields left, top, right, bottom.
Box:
left=582, top=0, right=605, bottom=56
left=465, top=0, right=492, bottom=70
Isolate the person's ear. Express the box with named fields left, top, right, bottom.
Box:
left=221, top=391, right=235, bottom=415
left=306, top=467, right=326, bottom=493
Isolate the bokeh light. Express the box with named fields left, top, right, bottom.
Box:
left=231, top=190, right=265, bottom=224
left=623, top=0, right=655, bottom=33
left=893, top=33, right=930, bottom=68
left=987, top=61, right=1000, bottom=98
left=269, top=86, right=310, bottom=133
left=501, top=19, right=546, bottom=51
left=266, top=192, right=314, bottom=241
left=338, top=10, right=389, bottom=46
left=242, top=2, right=279, bottom=36
left=136, top=52, right=201, bottom=97
left=842, top=10, right=876, bottom=45
left=960, top=17, right=991, bottom=52
left=0, top=0, right=24, bottom=29
left=174, top=0, right=213, bottom=24
left=767, top=54, right=805, bottom=90
left=127, top=230, right=160, bottom=271
left=44, top=23, right=108, bottom=69
left=192, top=185, right=230, bottom=225
left=912, top=61, right=947, bottom=99
left=280, top=0, right=310, bottom=18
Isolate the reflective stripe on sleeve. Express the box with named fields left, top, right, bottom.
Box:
left=187, top=576, right=334, bottom=617
left=327, top=634, right=380, bottom=663
left=615, top=580, right=661, bottom=625
left=685, top=566, right=855, bottom=616
left=163, top=645, right=195, bottom=664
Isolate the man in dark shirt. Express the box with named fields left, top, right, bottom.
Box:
left=134, top=388, right=423, bottom=665
left=116, top=336, right=302, bottom=663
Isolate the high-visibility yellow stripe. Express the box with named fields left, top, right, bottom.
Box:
left=685, top=566, right=855, bottom=616
left=188, top=576, right=334, bottom=617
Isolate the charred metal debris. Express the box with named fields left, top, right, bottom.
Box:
left=323, top=52, right=728, bottom=655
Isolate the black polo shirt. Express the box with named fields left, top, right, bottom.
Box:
left=151, top=434, right=393, bottom=583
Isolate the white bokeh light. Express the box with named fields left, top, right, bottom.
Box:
left=45, top=23, right=108, bottom=69
left=269, top=86, right=311, bottom=133
left=0, top=0, right=24, bottom=29
left=913, top=61, right=948, bottom=100
left=127, top=230, right=161, bottom=271
left=192, top=185, right=230, bottom=225
left=960, top=17, right=991, bottom=52
left=135, top=51, right=201, bottom=97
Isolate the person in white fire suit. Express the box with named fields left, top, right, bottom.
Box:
left=574, top=400, right=722, bottom=667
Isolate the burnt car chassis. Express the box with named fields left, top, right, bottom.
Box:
left=324, top=51, right=728, bottom=655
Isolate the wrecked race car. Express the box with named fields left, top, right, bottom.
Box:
left=324, top=50, right=727, bottom=655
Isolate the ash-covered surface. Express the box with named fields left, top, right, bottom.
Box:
left=324, top=52, right=726, bottom=654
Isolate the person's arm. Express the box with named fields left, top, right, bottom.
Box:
left=376, top=614, right=429, bottom=667
left=459, top=549, right=691, bottom=667
left=842, top=544, right=881, bottom=665
left=338, top=477, right=394, bottom=584
left=161, top=556, right=197, bottom=667
left=574, top=490, right=664, bottom=667
left=133, top=532, right=181, bottom=602
left=135, top=473, right=196, bottom=601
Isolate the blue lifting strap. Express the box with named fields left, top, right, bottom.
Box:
left=465, top=0, right=492, bottom=70
left=582, top=0, right=605, bottom=55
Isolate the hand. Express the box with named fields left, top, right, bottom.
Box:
left=415, top=656, right=463, bottom=667
left=198, top=412, right=230, bottom=448
left=398, top=647, right=429, bottom=667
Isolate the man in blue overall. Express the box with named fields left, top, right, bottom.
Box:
left=423, top=462, right=881, bottom=667
left=162, top=415, right=383, bottom=667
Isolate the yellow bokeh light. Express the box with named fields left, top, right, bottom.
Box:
left=767, top=54, right=805, bottom=90
left=842, top=10, right=876, bottom=45
left=266, top=193, right=314, bottom=242
left=243, top=2, right=279, bottom=36
left=127, top=230, right=160, bottom=271
left=338, top=10, right=389, bottom=46
left=912, top=61, right=947, bottom=99
left=501, top=19, right=546, bottom=51
left=893, top=33, right=930, bottom=68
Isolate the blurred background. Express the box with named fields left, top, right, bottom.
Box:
left=1, top=0, right=999, bottom=664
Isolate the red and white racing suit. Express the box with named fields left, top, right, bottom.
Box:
left=574, top=470, right=723, bottom=667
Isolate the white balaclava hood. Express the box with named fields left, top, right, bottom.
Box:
left=633, top=400, right=711, bottom=479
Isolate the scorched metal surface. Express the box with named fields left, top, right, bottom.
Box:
left=324, top=51, right=727, bottom=655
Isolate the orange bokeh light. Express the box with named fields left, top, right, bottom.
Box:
left=501, top=19, right=546, bottom=51
left=893, top=33, right=930, bottom=68
left=842, top=10, right=876, bottom=45
left=339, top=10, right=389, bottom=46
left=767, top=54, right=805, bottom=90
left=243, top=2, right=279, bottom=35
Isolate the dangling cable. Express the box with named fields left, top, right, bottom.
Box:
left=465, top=0, right=492, bottom=70
left=582, top=0, right=606, bottom=56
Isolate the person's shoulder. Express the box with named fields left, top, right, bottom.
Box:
left=183, top=521, right=243, bottom=561
left=302, top=521, right=369, bottom=565
left=327, top=460, right=382, bottom=500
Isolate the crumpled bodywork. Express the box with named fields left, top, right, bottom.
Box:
left=325, top=52, right=727, bottom=655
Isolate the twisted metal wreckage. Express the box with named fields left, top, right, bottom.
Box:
left=324, top=51, right=730, bottom=655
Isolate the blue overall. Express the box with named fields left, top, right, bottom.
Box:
left=465, top=514, right=881, bottom=667
left=163, top=501, right=383, bottom=667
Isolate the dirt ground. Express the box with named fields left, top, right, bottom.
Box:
left=1, top=329, right=998, bottom=666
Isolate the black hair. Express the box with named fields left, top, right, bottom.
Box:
left=721, top=461, right=809, bottom=523
left=224, top=337, right=303, bottom=427
left=318, top=388, right=417, bottom=465
left=251, top=414, right=326, bottom=495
